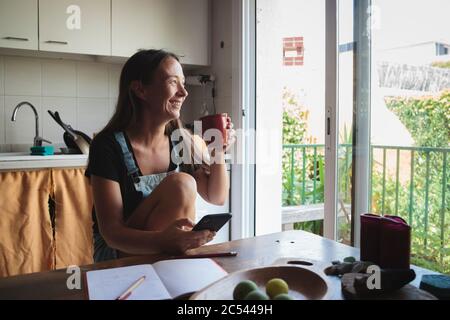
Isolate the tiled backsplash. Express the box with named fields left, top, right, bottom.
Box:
left=0, top=55, right=122, bottom=152
left=0, top=48, right=232, bottom=152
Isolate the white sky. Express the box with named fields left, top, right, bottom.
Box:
left=373, top=0, right=450, bottom=49
left=257, top=0, right=449, bottom=146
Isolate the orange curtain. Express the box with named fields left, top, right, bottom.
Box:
left=52, top=168, right=93, bottom=269
left=0, top=170, right=54, bottom=277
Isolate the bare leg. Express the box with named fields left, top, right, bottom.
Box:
left=116, top=173, right=197, bottom=258
left=125, top=172, right=197, bottom=231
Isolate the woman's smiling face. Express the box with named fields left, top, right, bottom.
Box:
left=138, top=56, right=188, bottom=121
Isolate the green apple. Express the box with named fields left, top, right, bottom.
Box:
left=244, top=290, right=269, bottom=300
left=265, top=278, right=289, bottom=298
left=233, top=280, right=258, bottom=300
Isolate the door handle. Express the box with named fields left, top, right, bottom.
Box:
left=3, top=36, right=29, bottom=41
left=45, top=40, right=68, bottom=45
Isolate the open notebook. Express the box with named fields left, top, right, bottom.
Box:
left=86, top=258, right=228, bottom=300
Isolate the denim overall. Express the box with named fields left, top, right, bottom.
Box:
left=93, top=131, right=180, bottom=262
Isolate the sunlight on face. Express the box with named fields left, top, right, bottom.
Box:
left=144, top=57, right=188, bottom=120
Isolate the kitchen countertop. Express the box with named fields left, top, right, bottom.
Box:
left=0, top=151, right=233, bottom=171
left=0, top=152, right=88, bottom=170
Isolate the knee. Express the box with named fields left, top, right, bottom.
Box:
left=163, top=172, right=197, bottom=203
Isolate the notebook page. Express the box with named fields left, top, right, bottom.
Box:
left=153, top=258, right=228, bottom=299
left=86, top=264, right=171, bottom=300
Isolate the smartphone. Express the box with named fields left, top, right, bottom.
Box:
left=192, top=213, right=232, bottom=232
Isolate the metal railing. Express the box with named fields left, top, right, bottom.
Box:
left=282, top=144, right=449, bottom=267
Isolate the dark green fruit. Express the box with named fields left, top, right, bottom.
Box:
left=244, top=290, right=269, bottom=300
left=233, top=280, right=258, bottom=300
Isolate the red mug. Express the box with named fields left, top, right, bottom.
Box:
left=199, top=113, right=229, bottom=145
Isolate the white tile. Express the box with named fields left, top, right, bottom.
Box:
left=0, top=57, right=4, bottom=95
left=42, top=97, right=77, bottom=144
left=77, top=62, right=109, bottom=98
left=180, top=98, right=196, bottom=124
left=42, top=60, right=76, bottom=97
left=214, top=96, right=232, bottom=116
left=109, top=64, right=122, bottom=98
left=5, top=96, right=42, bottom=145
left=0, top=145, right=11, bottom=152
left=216, top=72, right=233, bottom=99
left=185, top=85, right=203, bottom=100
left=4, top=57, right=41, bottom=96
left=77, top=98, right=109, bottom=138
left=109, top=98, right=117, bottom=118
left=0, top=96, right=4, bottom=145
left=211, top=56, right=232, bottom=99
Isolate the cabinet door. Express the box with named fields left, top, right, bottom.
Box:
left=112, top=0, right=209, bottom=65
left=112, top=0, right=177, bottom=58
left=0, top=0, right=38, bottom=50
left=39, top=0, right=110, bottom=55
left=172, top=0, right=210, bottom=66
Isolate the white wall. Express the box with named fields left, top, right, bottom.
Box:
left=0, top=55, right=122, bottom=152
left=181, top=0, right=233, bottom=125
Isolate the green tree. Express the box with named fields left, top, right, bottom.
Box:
left=385, top=91, right=449, bottom=147
left=380, top=90, right=450, bottom=274
left=281, top=87, right=323, bottom=234
left=431, top=61, right=450, bottom=69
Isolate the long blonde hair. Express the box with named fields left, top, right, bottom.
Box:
left=100, top=49, right=204, bottom=174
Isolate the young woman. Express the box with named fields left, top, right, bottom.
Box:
left=86, top=49, right=235, bottom=262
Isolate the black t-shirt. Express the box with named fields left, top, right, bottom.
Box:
left=85, top=131, right=178, bottom=234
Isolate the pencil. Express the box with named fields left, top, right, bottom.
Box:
left=116, top=275, right=146, bottom=300
left=175, top=251, right=238, bottom=259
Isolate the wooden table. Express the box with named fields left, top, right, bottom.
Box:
left=0, top=230, right=435, bottom=300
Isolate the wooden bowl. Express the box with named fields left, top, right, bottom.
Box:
left=190, top=265, right=330, bottom=300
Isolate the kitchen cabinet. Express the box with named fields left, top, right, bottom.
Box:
left=39, top=0, right=111, bottom=55
left=171, top=0, right=210, bottom=66
left=0, top=0, right=38, bottom=50
left=1, top=0, right=209, bottom=65
left=111, top=0, right=209, bottom=65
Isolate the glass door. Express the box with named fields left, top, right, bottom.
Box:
left=256, top=0, right=329, bottom=236
left=336, top=0, right=449, bottom=273
left=369, top=0, right=449, bottom=273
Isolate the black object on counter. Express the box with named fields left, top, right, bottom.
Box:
left=48, top=110, right=91, bottom=154
left=420, top=275, right=450, bottom=300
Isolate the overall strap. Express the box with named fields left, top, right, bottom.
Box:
left=114, top=132, right=140, bottom=182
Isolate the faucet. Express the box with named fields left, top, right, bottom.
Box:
left=11, top=101, right=51, bottom=147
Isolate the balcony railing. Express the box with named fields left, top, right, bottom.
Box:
left=282, top=144, right=449, bottom=273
